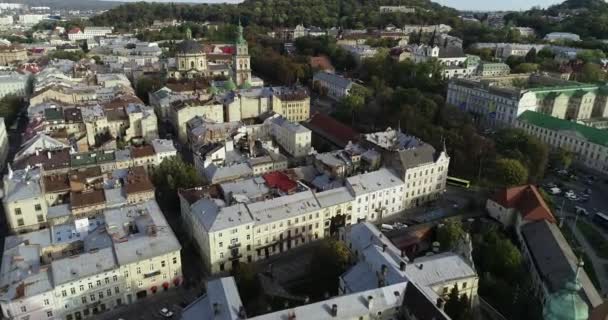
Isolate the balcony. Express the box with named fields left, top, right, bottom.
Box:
left=228, top=242, right=241, bottom=249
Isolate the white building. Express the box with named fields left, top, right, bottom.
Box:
left=68, top=27, right=114, bottom=41
left=379, top=6, right=415, bottom=13
left=516, top=111, right=608, bottom=174
left=17, top=14, right=48, bottom=26
left=125, top=104, right=158, bottom=143
left=312, top=71, right=354, bottom=101
left=544, top=32, right=581, bottom=42
left=0, top=118, right=7, bottom=171
left=0, top=200, right=183, bottom=320
left=2, top=167, right=49, bottom=233
left=267, top=115, right=312, bottom=157
left=346, top=168, right=406, bottom=222
left=0, top=15, right=13, bottom=26
left=514, top=27, right=536, bottom=37
left=0, top=71, right=29, bottom=99
left=170, top=99, right=224, bottom=144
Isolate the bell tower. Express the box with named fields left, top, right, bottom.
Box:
left=233, top=20, right=251, bottom=86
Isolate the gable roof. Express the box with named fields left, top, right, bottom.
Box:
left=492, top=185, right=556, bottom=224
left=518, top=111, right=608, bottom=148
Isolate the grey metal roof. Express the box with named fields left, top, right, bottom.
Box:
left=313, top=71, right=353, bottom=90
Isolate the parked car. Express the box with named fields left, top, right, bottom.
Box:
left=575, top=206, right=589, bottom=216
left=160, top=308, right=174, bottom=318
left=549, top=187, right=561, bottom=195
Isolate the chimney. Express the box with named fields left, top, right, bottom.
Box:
left=213, top=302, right=220, bottom=315
left=35, top=149, right=40, bottom=156
left=382, top=244, right=387, bottom=252
left=400, top=261, right=406, bottom=272
left=436, top=298, right=445, bottom=310
left=367, top=295, right=374, bottom=310
left=418, top=264, right=424, bottom=270
left=238, top=306, right=246, bottom=319
left=47, top=151, right=52, bottom=159
left=330, top=304, right=338, bottom=317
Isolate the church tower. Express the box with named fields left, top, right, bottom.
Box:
left=233, top=21, right=251, bottom=87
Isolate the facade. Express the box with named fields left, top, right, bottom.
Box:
left=544, top=32, right=581, bottom=42
left=0, top=200, right=183, bottom=320
left=379, top=6, right=415, bottom=13
left=0, top=72, right=29, bottom=99
left=270, top=86, right=310, bottom=122
left=446, top=77, right=608, bottom=127
left=170, top=99, right=224, bottom=144
left=0, top=119, right=7, bottom=171
left=516, top=111, right=608, bottom=174
left=312, top=71, right=354, bottom=101
left=267, top=115, right=312, bottom=157
left=68, top=27, right=114, bottom=41
left=234, top=22, right=252, bottom=87
left=0, top=45, right=28, bottom=66
left=476, top=62, right=510, bottom=77
left=2, top=167, right=49, bottom=233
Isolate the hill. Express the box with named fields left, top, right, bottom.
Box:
left=90, top=0, right=460, bottom=30
left=6, top=0, right=122, bottom=10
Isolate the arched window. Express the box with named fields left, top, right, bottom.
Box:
left=190, top=61, right=195, bottom=69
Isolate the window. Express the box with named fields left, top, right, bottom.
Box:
left=96, top=280, right=101, bottom=286
left=70, top=287, right=76, bottom=294
left=113, top=275, right=118, bottom=282
left=35, top=204, right=42, bottom=211
left=105, top=277, right=110, bottom=284
left=107, top=289, right=112, bottom=296
left=218, top=242, right=223, bottom=248
left=44, top=299, right=49, bottom=306
left=88, top=282, right=93, bottom=289
left=81, top=296, right=87, bottom=304
left=98, top=292, right=104, bottom=299
left=79, top=285, right=84, bottom=291
left=172, top=257, right=177, bottom=264
left=90, top=294, right=95, bottom=301
left=37, top=215, right=44, bottom=222
left=62, top=290, right=67, bottom=297
left=161, top=261, right=166, bottom=268
left=17, top=218, right=24, bottom=226
left=47, top=311, right=53, bottom=318
left=115, top=287, right=120, bottom=294
left=136, top=267, right=141, bottom=274
left=15, top=208, right=22, bottom=215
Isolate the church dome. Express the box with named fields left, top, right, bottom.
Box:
left=176, top=40, right=202, bottom=54
left=543, top=262, right=589, bottom=320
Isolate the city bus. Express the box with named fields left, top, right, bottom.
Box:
left=594, top=211, right=608, bottom=229
left=446, top=176, right=471, bottom=189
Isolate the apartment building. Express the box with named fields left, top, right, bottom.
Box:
left=476, top=62, right=511, bottom=77
left=125, top=104, right=158, bottom=142
left=446, top=76, right=608, bottom=127
left=516, top=111, right=608, bottom=174
left=68, top=27, right=114, bottom=41
left=312, top=71, right=354, bottom=101
left=270, top=87, right=310, bottom=122
left=170, top=99, right=224, bottom=144
left=2, top=167, right=49, bottom=233
left=0, top=72, right=30, bottom=99
left=267, top=115, right=312, bottom=157
left=0, top=200, right=182, bottom=320
left=362, top=128, right=450, bottom=208
left=181, top=222, right=477, bottom=320
left=346, top=168, right=406, bottom=222
left=0, top=45, right=28, bottom=66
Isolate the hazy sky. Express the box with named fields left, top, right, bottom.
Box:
left=432, top=0, right=563, bottom=11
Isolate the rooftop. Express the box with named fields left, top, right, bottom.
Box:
left=491, top=185, right=556, bottom=224
left=346, top=168, right=403, bottom=196
left=518, top=111, right=608, bottom=148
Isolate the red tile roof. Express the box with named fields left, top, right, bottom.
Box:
left=492, top=185, right=556, bottom=224
left=263, top=171, right=297, bottom=194
left=306, top=112, right=359, bottom=147
left=131, top=145, right=155, bottom=158
left=309, top=55, right=334, bottom=71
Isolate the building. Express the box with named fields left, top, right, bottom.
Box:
left=0, top=119, right=8, bottom=172
left=312, top=71, right=354, bottom=101
left=544, top=32, right=581, bottom=43
left=2, top=167, right=49, bottom=233
left=0, top=72, right=29, bottom=99
left=379, top=6, right=416, bottom=13
left=170, top=98, right=224, bottom=144
left=181, top=222, right=477, bottom=320
left=516, top=111, right=608, bottom=174
left=0, top=200, right=183, bottom=320
left=270, top=86, right=310, bottom=122
left=125, top=104, right=158, bottom=143
left=515, top=27, right=536, bottom=37
left=234, top=22, right=252, bottom=87
left=520, top=220, right=603, bottom=311
left=267, top=115, right=312, bottom=157
left=361, top=128, right=450, bottom=208
left=17, top=14, right=48, bottom=25
left=486, top=185, right=556, bottom=227
left=339, top=44, right=378, bottom=62
left=68, top=27, right=114, bottom=41
left=476, top=62, right=510, bottom=77
left=402, top=24, right=452, bottom=34
left=0, top=45, right=28, bottom=66
left=446, top=76, right=608, bottom=127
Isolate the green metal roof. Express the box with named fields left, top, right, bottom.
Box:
left=518, top=111, right=608, bottom=147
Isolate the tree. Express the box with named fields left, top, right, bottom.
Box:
left=577, top=49, right=606, bottom=63
left=525, top=48, right=537, bottom=63
left=578, top=63, right=605, bottom=83
left=551, top=147, right=574, bottom=169
left=308, top=239, right=350, bottom=297
left=135, top=77, right=162, bottom=104
left=494, top=158, right=528, bottom=187
left=0, top=95, right=23, bottom=128
left=437, top=219, right=466, bottom=251
left=151, top=156, right=202, bottom=209
left=445, top=284, right=469, bottom=320
left=513, top=62, right=539, bottom=73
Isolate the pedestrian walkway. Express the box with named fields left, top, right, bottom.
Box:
left=567, top=220, right=608, bottom=295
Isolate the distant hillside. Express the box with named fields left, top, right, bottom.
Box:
left=505, top=0, right=608, bottom=39
left=90, top=0, right=460, bottom=30
left=6, top=0, right=123, bottom=11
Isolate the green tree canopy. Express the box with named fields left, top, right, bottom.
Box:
left=578, top=63, right=605, bottom=83
left=151, top=156, right=202, bottom=209
left=494, top=158, right=529, bottom=187
left=436, top=219, right=466, bottom=251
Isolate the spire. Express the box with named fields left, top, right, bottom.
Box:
left=185, top=27, right=192, bottom=40
left=575, top=259, right=584, bottom=281
left=236, top=19, right=245, bottom=45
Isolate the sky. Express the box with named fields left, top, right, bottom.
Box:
left=432, top=0, right=563, bottom=11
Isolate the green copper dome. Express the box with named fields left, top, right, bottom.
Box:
left=239, top=81, right=252, bottom=90
left=543, top=262, right=589, bottom=320
left=224, top=78, right=236, bottom=91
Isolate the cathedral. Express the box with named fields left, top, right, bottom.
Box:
left=167, top=23, right=251, bottom=87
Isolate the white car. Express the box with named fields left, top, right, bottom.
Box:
left=549, top=187, right=561, bottom=195
left=575, top=206, right=589, bottom=216
left=160, top=308, right=174, bottom=318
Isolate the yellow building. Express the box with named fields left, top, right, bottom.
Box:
left=271, top=87, right=310, bottom=122
left=0, top=45, right=27, bottom=66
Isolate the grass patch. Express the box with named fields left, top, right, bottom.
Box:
left=560, top=224, right=601, bottom=290
left=576, top=221, right=608, bottom=259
